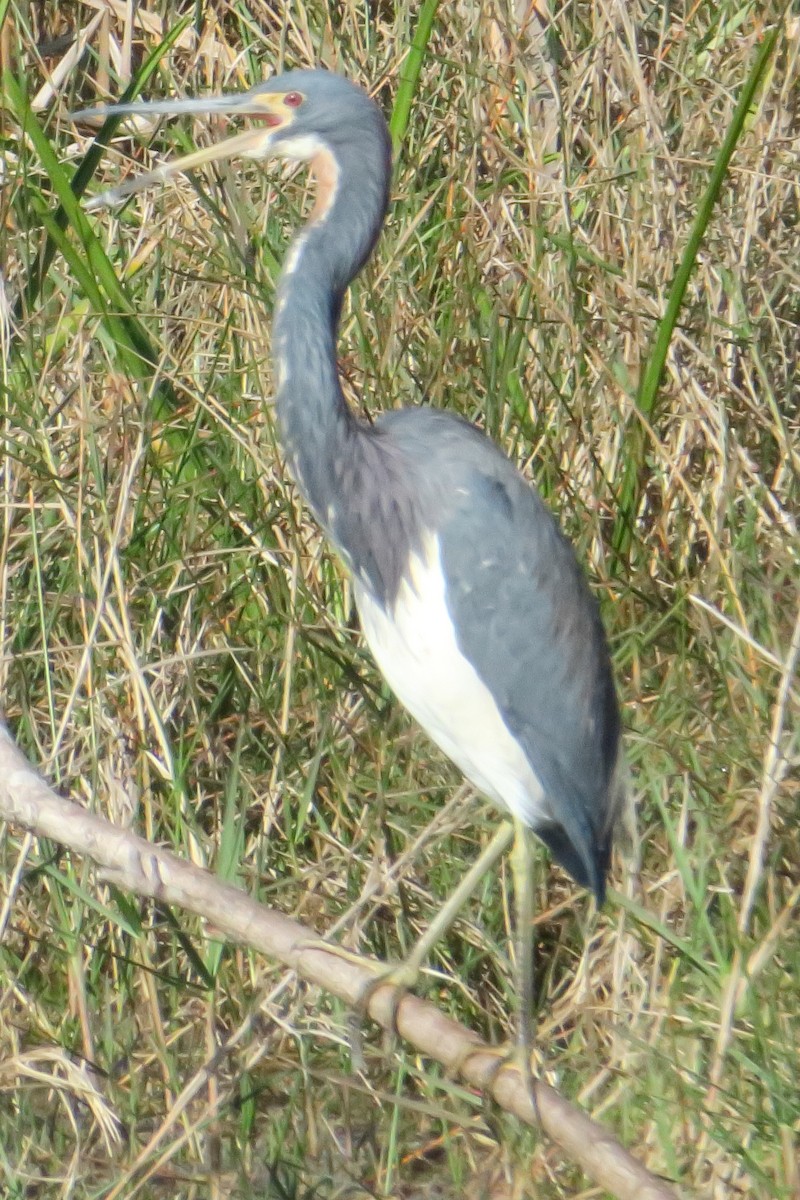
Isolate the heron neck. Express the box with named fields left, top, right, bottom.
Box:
left=272, top=135, right=390, bottom=534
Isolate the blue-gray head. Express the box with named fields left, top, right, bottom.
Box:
left=75, top=70, right=391, bottom=227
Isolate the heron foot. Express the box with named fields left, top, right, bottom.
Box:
left=349, top=959, right=424, bottom=1069
left=450, top=1038, right=541, bottom=1123
left=294, top=937, right=422, bottom=1070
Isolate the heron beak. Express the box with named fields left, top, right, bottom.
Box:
left=71, top=89, right=291, bottom=211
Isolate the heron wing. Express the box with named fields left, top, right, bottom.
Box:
left=436, top=452, right=620, bottom=898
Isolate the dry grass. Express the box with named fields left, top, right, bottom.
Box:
left=1, top=1, right=798, bottom=1197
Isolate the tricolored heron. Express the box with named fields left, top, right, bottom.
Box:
left=75, top=70, right=624, bottom=1076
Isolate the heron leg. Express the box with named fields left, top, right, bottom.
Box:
left=348, top=820, right=515, bottom=1060
left=511, top=817, right=539, bottom=1112
left=446, top=820, right=541, bottom=1115
left=393, top=819, right=515, bottom=980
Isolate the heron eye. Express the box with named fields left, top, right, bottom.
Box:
left=285, top=91, right=304, bottom=107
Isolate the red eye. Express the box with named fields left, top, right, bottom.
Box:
left=285, top=91, right=303, bottom=107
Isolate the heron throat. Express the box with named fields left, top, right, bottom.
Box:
left=271, top=128, right=392, bottom=547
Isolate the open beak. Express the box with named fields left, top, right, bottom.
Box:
left=71, top=89, right=288, bottom=210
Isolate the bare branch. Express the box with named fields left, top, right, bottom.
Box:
left=0, top=721, right=677, bottom=1200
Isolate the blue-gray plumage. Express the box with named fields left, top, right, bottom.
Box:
left=76, top=70, right=624, bottom=1044
left=361, top=407, right=620, bottom=900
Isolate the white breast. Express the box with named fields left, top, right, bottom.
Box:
left=354, top=533, right=546, bottom=828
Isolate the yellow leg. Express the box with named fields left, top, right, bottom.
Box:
left=346, top=821, right=515, bottom=1062
left=511, top=818, right=539, bottom=1110
left=393, top=820, right=515, bottom=982
left=443, top=821, right=541, bottom=1118
left=304, top=816, right=540, bottom=1100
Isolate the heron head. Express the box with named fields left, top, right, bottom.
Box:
left=236, top=70, right=385, bottom=160
left=73, top=69, right=388, bottom=210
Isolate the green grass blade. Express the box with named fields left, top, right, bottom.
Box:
left=612, top=21, right=783, bottom=560
left=40, top=861, right=144, bottom=937
left=5, top=54, right=271, bottom=506
left=609, top=888, right=717, bottom=977
left=389, top=0, right=440, bottom=151
left=5, top=74, right=158, bottom=375
left=8, top=14, right=192, bottom=317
